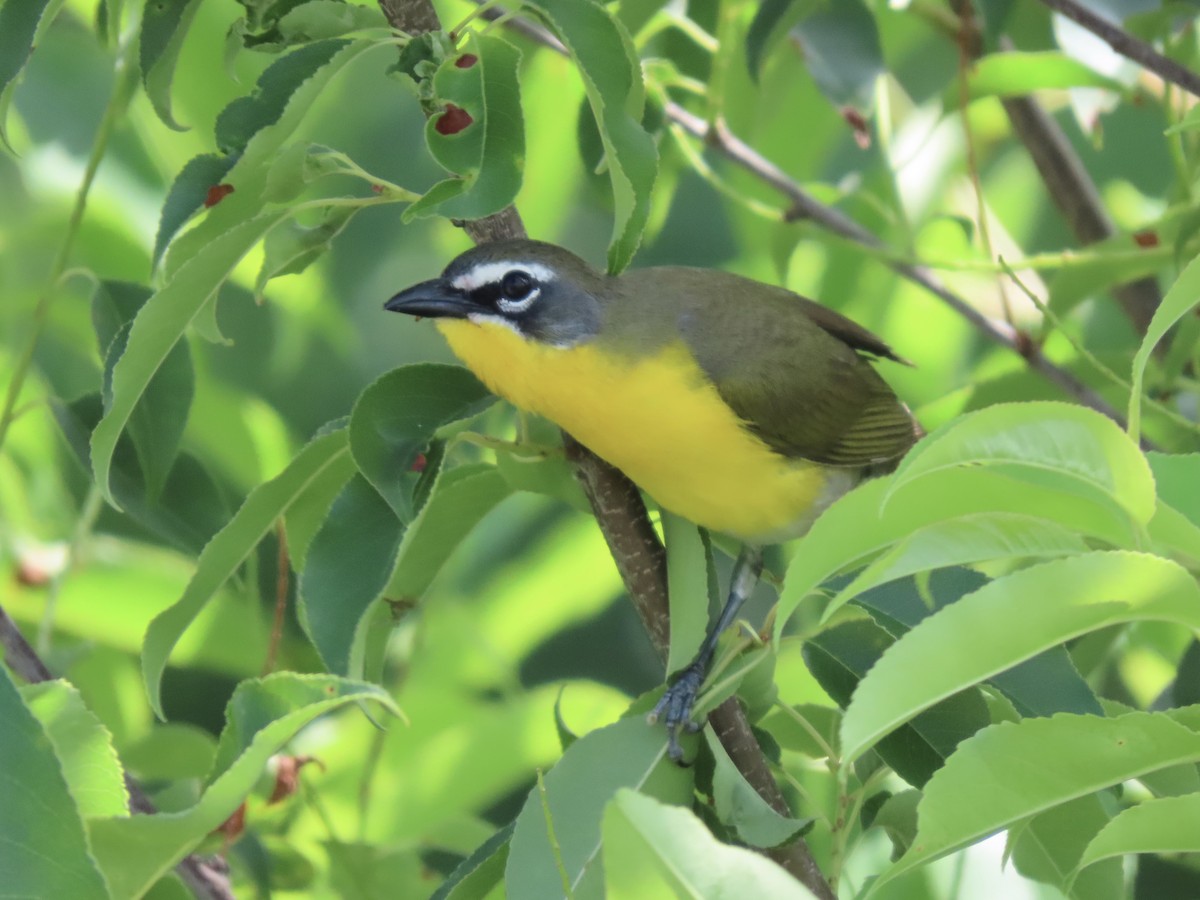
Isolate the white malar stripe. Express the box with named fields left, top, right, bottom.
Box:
left=450, top=261, right=558, bottom=292
left=467, top=311, right=527, bottom=337
left=497, top=287, right=540, bottom=314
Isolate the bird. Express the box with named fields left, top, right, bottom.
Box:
left=385, top=238, right=919, bottom=760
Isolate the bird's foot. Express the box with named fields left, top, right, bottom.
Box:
left=648, top=663, right=707, bottom=763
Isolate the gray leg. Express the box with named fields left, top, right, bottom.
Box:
left=649, top=544, right=764, bottom=762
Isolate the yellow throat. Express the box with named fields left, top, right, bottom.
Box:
left=436, top=319, right=853, bottom=542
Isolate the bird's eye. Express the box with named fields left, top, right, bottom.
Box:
left=501, top=270, right=534, bottom=301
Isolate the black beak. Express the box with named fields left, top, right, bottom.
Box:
left=384, top=278, right=475, bottom=319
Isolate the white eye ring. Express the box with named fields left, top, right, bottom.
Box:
left=498, top=288, right=540, bottom=314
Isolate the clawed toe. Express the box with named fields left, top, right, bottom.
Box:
left=648, top=664, right=706, bottom=763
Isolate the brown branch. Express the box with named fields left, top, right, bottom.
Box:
left=0, top=604, right=236, bottom=900
left=1037, top=0, right=1200, bottom=98
left=382, top=3, right=835, bottom=896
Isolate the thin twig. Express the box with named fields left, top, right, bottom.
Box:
left=0, top=605, right=236, bottom=900
left=1037, top=0, right=1200, bottom=98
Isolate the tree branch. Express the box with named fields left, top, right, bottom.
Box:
left=1037, top=0, right=1200, bottom=98
left=1001, top=94, right=1161, bottom=337
left=380, top=3, right=836, bottom=897
left=0, top=604, right=236, bottom=900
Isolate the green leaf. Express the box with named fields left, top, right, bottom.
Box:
left=506, top=716, right=692, bottom=898
left=1148, top=453, right=1200, bottom=527
left=384, top=463, right=513, bottom=601
left=215, top=39, right=346, bottom=154
left=0, top=0, right=66, bottom=151
left=151, top=154, right=238, bottom=270
left=405, top=32, right=525, bottom=221
left=142, top=427, right=353, bottom=717
left=520, top=0, right=657, bottom=273
left=884, top=402, right=1155, bottom=529
left=776, top=463, right=1140, bottom=638
left=91, top=208, right=291, bottom=503
left=663, top=512, right=709, bottom=676
left=829, top=512, right=1089, bottom=610
left=746, top=0, right=819, bottom=82
left=804, top=619, right=989, bottom=787
left=792, top=0, right=883, bottom=113
left=138, top=0, right=205, bottom=129
left=1130, top=254, right=1200, bottom=442
left=841, top=552, right=1200, bottom=765
left=705, top=730, right=810, bottom=848
left=348, top=364, right=493, bottom=522
left=1011, top=795, right=1120, bottom=900
left=431, top=822, right=515, bottom=900
left=254, top=203, right=358, bottom=299
left=602, top=790, right=817, bottom=898
left=299, top=474, right=405, bottom=676
left=275, top=0, right=389, bottom=43
left=93, top=281, right=194, bottom=500
left=883, top=711, right=1200, bottom=883
left=494, top=444, right=590, bottom=510
left=850, top=569, right=1104, bottom=718
left=0, top=667, right=109, bottom=900
left=89, top=674, right=397, bottom=899
left=160, top=38, right=385, bottom=278
left=21, top=681, right=129, bottom=819
left=1075, top=794, right=1200, bottom=876
left=953, top=51, right=1125, bottom=104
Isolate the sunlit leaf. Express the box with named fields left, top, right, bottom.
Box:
left=1075, top=794, right=1200, bottom=875
left=0, top=667, right=109, bottom=900
left=602, top=789, right=816, bottom=898
left=883, top=711, right=1200, bottom=884
left=884, top=402, right=1155, bottom=529
left=841, top=552, right=1200, bottom=765
left=21, top=680, right=128, bottom=819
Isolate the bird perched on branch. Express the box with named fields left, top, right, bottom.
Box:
left=386, top=239, right=919, bottom=759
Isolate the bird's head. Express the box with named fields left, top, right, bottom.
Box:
left=385, top=239, right=606, bottom=347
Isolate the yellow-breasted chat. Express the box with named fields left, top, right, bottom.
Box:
left=385, top=238, right=919, bottom=759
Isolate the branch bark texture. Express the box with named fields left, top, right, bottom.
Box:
left=1038, top=0, right=1200, bottom=98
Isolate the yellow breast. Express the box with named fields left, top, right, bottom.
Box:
left=438, top=320, right=847, bottom=542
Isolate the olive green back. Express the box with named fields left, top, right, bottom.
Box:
left=603, top=267, right=919, bottom=468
